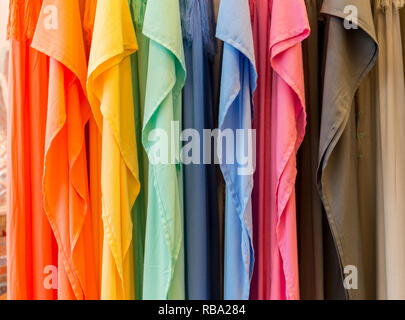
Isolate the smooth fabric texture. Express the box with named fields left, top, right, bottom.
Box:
left=374, top=0, right=405, bottom=300
left=317, top=0, right=378, bottom=300
left=87, top=0, right=139, bottom=300
left=298, top=0, right=354, bottom=300
left=181, top=0, right=220, bottom=300
left=142, top=0, right=186, bottom=300
left=216, top=0, right=257, bottom=300
left=296, top=0, right=325, bottom=300
left=83, top=0, right=104, bottom=293
left=7, top=0, right=57, bottom=300
left=250, top=0, right=310, bottom=300
left=31, top=0, right=98, bottom=300
left=128, top=0, right=149, bottom=300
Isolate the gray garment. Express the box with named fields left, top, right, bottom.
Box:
left=317, top=0, right=378, bottom=300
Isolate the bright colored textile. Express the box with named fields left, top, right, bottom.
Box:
left=87, top=0, right=139, bottom=300
left=128, top=0, right=149, bottom=300
left=7, top=0, right=57, bottom=300
left=250, top=0, right=309, bottom=300
left=216, top=0, right=257, bottom=300
left=31, top=0, right=98, bottom=300
left=142, top=0, right=186, bottom=300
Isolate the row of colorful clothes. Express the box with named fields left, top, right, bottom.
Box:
left=6, top=0, right=405, bottom=301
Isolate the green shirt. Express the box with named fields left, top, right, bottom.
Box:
left=142, top=0, right=186, bottom=299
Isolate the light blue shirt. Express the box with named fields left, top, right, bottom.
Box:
left=216, top=0, right=257, bottom=300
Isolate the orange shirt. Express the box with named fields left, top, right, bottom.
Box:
left=83, top=0, right=103, bottom=291
left=31, top=0, right=98, bottom=299
left=7, top=0, right=58, bottom=300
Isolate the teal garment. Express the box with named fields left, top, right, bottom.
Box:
left=128, top=0, right=149, bottom=301
left=142, top=0, right=187, bottom=299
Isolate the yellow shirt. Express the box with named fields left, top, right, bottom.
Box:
left=87, top=0, right=139, bottom=300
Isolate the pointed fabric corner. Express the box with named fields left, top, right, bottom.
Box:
left=142, top=0, right=186, bottom=300
left=87, top=0, right=139, bottom=300
left=31, top=0, right=99, bottom=300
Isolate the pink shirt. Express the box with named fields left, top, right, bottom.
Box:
left=251, top=0, right=309, bottom=300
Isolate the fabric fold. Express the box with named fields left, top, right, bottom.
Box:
left=31, top=0, right=98, bottom=300
left=317, top=0, right=378, bottom=300
left=216, top=0, right=257, bottom=300
left=181, top=0, right=220, bottom=300
left=7, top=0, right=58, bottom=300
left=142, top=0, right=186, bottom=300
left=128, top=0, right=149, bottom=300
left=87, top=0, right=139, bottom=300
left=250, top=0, right=309, bottom=300
left=269, top=0, right=309, bottom=300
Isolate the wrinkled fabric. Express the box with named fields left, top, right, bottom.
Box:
left=142, top=0, right=186, bottom=300
left=31, top=0, right=98, bottom=300
left=250, top=0, right=309, bottom=300
left=216, top=0, right=257, bottom=300
left=83, top=0, right=104, bottom=292
left=374, top=0, right=405, bottom=300
left=181, top=0, right=220, bottom=300
left=7, top=0, right=57, bottom=300
left=317, top=0, right=378, bottom=300
left=87, top=0, right=139, bottom=300
left=128, top=0, right=149, bottom=301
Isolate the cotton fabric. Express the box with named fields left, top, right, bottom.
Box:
left=181, top=0, right=220, bottom=300
left=216, top=0, right=257, bottom=300
left=297, top=0, right=325, bottom=300
left=317, top=0, right=378, bottom=300
left=128, top=0, right=149, bottom=300
left=250, top=0, right=309, bottom=300
left=142, top=0, right=186, bottom=300
left=32, top=0, right=98, bottom=300
left=87, top=0, right=140, bottom=300
left=374, top=0, right=405, bottom=300
left=7, top=0, right=57, bottom=300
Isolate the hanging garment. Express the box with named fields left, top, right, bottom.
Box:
left=374, top=0, right=405, bottom=300
left=317, top=0, right=378, bottom=300
left=216, top=0, right=257, bottom=300
left=296, top=0, right=325, bottom=300
left=250, top=0, right=309, bottom=300
left=31, top=0, right=98, bottom=300
left=7, top=0, right=58, bottom=300
left=142, top=0, right=186, bottom=300
left=212, top=0, right=225, bottom=300
left=83, top=0, right=104, bottom=292
left=87, top=0, right=140, bottom=300
left=128, top=0, right=149, bottom=300
left=180, top=0, right=220, bottom=300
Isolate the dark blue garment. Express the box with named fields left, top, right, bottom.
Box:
left=181, top=0, right=220, bottom=300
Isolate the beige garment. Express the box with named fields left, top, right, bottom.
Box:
left=374, top=0, right=405, bottom=300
